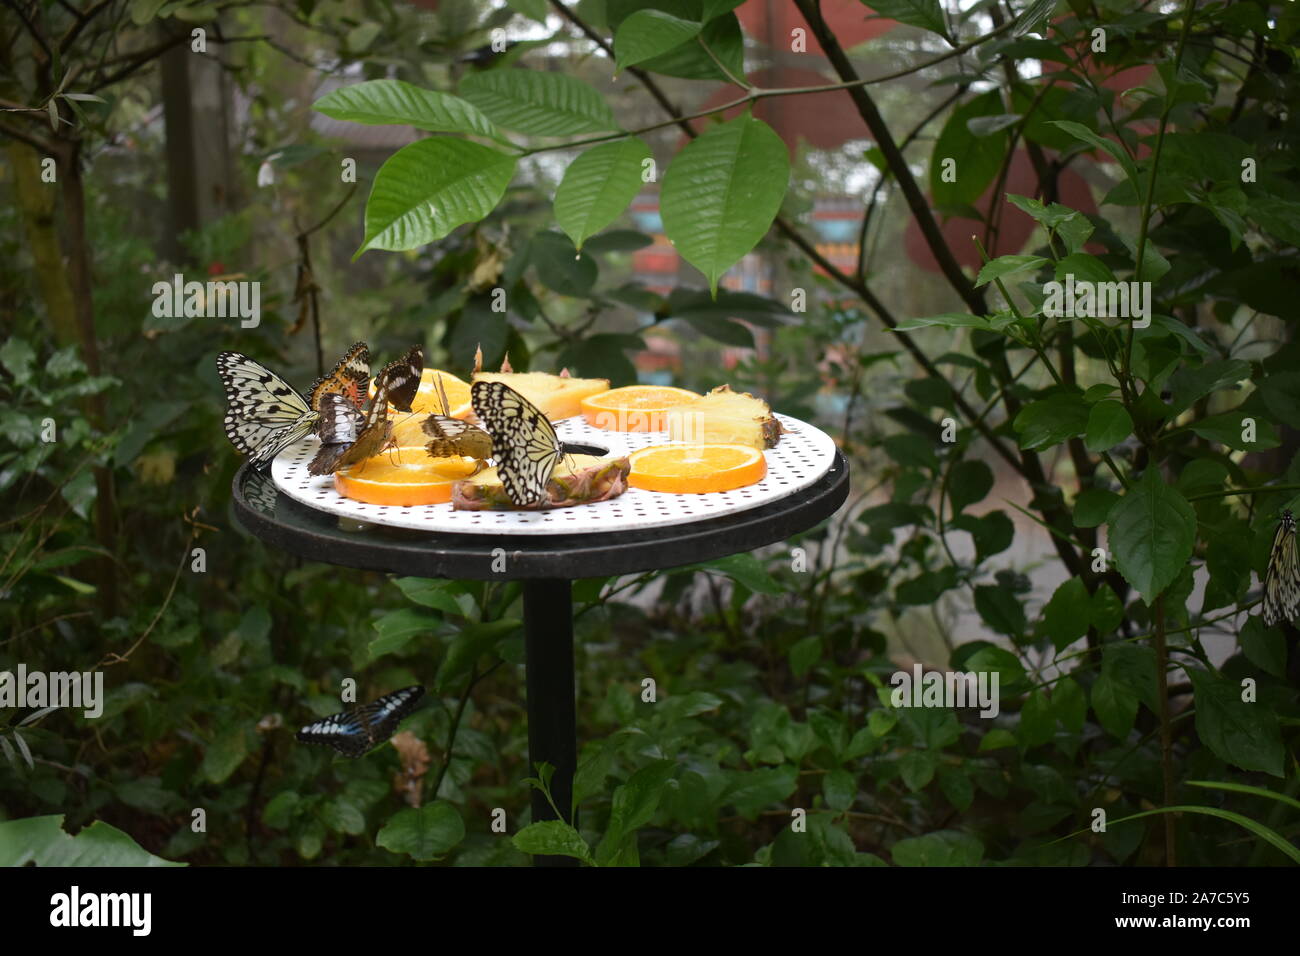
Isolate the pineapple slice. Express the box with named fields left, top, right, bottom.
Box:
left=471, top=371, right=610, bottom=420
left=665, top=385, right=783, bottom=449
left=452, top=455, right=630, bottom=510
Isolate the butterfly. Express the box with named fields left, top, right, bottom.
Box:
left=379, top=345, right=423, bottom=413
left=422, top=372, right=493, bottom=462
left=1263, top=509, right=1300, bottom=628
left=308, top=341, right=370, bottom=413
left=470, top=380, right=566, bottom=506
left=216, top=352, right=319, bottom=468
left=307, top=348, right=419, bottom=475
left=296, top=685, right=426, bottom=758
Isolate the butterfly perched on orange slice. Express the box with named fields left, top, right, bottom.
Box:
left=309, top=346, right=423, bottom=476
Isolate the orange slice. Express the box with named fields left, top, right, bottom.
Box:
left=581, top=385, right=701, bottom=432
left=627, top=443, right=766, bottom=494
left=334, top=446, right=478, bottom=506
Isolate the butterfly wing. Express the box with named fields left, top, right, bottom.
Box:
left=296, top=686, right=424, bottom=759
left=296, top=711, right=372, bottom=758
left=308, top=341, right=370, bottom=412
left=356, top=685, right=426, bottom=742
left=375, top=345, right=424, bottom=413
left=471, top=381, right=562, bottom=506
left=216, top=352, right=318, bottom=467
left=1263, top=510, right=1299, bottom=627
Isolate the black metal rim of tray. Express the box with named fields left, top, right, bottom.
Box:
left=231, top=451, right=850, bottom=865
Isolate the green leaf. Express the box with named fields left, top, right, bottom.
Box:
left=394, top=577, right=471, bottom=617
left=974, top=585, right=1025, bottom=639
left=660, top=115, right=789, bottom=294
left=951, top=511, right=1014, bottom=562
left=1091, top=672, right=1137, bottom=739
left=1107, top=468, right=1197, bottom=604
left=1089, top=583, right=1124, bottom=634
left=900, top=750, right=939, bottom=791
left=1040, top=577, right=1090, bottom=651
left=893, top=312, right=990, bottom=331
left=436, top=619, right=521, bottom=691
left=1073, top=487, right=1118, bottom=528
left=1013, top=0, right=1058, bottom=36
left=864, top=0, right=949, bottom=37
left=1049, top=120, right=1141, bottom=189
left=629, top=12, right=744, bottom=81
left=200, top=727, right=248, bottom=784
left=948, top=459, right=993, bottom=513
left=930, top=91, right=1008, bottom=207
left=789, top=635, right=821, bottom=678
left=976, top=254, right=1049, bottom=287
left=460, top=69, right=618, bottom=137
left=614, top=9, right=702, bottom=69
left=597, top=759, right=676, bottom=865
left=725, top=765, right=798, bottom=818
left=312, top=80, right=500, bottom=138
left=1185, top=668, right=1284, bottom=777
left=504, top=0, right=549, bottom=22
left=1167, top=359, right=1251, bottom=418
left=1187, top=780, right=1300, bottom=814
left=530, top=231, right=598, bottom=296
left=1188, top=412, right=1280, bottom=451
left=369, top=608, right=441, bottom=661
left=1084, top=399, right=1132, bottom=452
left=554, top=138, right=652, bottom=251
left=1013, top=392, right=1089, bottom=451
left=376, top=803, right=466, bottom=860
left=1097, top=806, right=1300, bottom=865
left=691, top=552, right=782, bottom=595
left=358, top=139, right=517, bottom=257
left=823, top=768, right=856, bottom=811
left=0, top=815, right=184, bottom=867
left=1053, top=677, right=1087, bottom=733
left=1019, top=690, right=1055, bottom=747
left=1238, top=616, right=1286, bottom=678
left=513, top=820, right=594, bottom=864
left=962, top=645, right=1025, bottom=686
left=891, top=830, right=983, bottom=866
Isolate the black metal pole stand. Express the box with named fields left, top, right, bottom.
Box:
left=523, top=578, right=578, bottom=867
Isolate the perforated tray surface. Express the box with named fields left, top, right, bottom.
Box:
left=270, top=412, right=836, bottom=536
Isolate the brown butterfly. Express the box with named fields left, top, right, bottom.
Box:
left=308, top=341, right=370, bottom=413
left=422, top=373, right=493, bottom=462
left=308, top=348, right=417, bottom=475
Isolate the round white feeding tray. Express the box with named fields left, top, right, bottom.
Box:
left=270, top=412, right=837, bottom=535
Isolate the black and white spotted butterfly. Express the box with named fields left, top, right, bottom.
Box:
left=470, top=381, right=566, bottom=506
left=216, top=352, right=320, bottom=468
left=296, top=685, right=426, bottom=758
left=1263, top=509, right=1300, bottom=628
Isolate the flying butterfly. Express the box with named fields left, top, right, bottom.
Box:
left=307, top=347, right=418, bottom=475
left=422, top=372, right=493, bottom=463
left=216, top=352, right=319, bottom=468
left=1263, top=508, right=1300, bottom=628
left=308, top=340, right=370, bottom=413
left=296, top=685, right=426, bottom=758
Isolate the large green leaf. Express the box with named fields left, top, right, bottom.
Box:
left=930, top=91, right=1008, bottom=208
left=1013, top=392, right=1089, bottom=451
left=554, top=138, right=652, bottom=251
left=358, top=139, right=517, bottom=257
left=660, top=115, right=789, bottom=293
left=0, top=815, right=184, bottom=866
left=460, top=70, right=618, bottom=137
left=1185, top=668, right=1284, bottom=777
left=1107, top=468, right=1196, bottom=604
left=513, top=820, right=594, bottom=864
left=1084, top=399, right=1133, bottom=452
left=313, top=80, right=500, bottom=138
left=614, top=10, right=702, bottom=69
left=376, top=802, right=466, bottom=860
